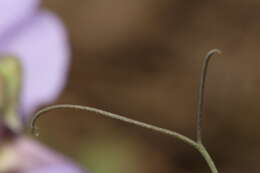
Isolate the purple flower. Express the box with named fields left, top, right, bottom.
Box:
left=0, top=1, right=87, bottom=172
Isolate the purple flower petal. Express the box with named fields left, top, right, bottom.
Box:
left=5, top=137, right=86, bottom=173
left=0, top=0, right=39, bottom=41
left=0, top=11, right=70, bottom=120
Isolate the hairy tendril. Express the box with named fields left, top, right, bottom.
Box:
left=30, top=49, right=221, bottom=173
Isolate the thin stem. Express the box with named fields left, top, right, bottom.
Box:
left=196, top=49, right=221, bottom=143
left=196, top=144, right=219, bottom=173
left=30, top=104, right=197, bottom=148
left=29, top=49, right=222, bottom=173
left=30, top=104, right=218, bottom=173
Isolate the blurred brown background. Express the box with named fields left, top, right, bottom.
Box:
left=34, top=1, right=260, bottom=172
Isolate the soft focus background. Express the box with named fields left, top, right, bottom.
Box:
left=33, top=1, right=260, bottom=172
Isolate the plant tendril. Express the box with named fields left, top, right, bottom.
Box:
left=29, top=49, right=222, bottom=173
left=196, top=49, right=222, bottom=143
left=30, top=104, right=197, bottom=148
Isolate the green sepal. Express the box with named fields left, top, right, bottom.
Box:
left=0, top=56, right=22, bottom=131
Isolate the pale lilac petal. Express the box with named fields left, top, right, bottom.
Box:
left=8, top=137, right=86, bottom=173
left=23, top=164, right=86, bottom=173
left=0, top=0, right=39, bottom=41
left=0, top=11, right=70, bottom=119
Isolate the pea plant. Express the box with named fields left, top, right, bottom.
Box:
left=30, top=49, right=222, bottom=173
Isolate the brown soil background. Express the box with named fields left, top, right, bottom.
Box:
left=35, top=1, right=260, bottom=172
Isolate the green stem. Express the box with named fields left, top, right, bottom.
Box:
left=30, top=49, right=222, bottom=173
left=30, top=104, right=218, bottom=173
left=196, top=49, right=222, bottom=143
left=196, top=143, right=219, bottom=173
left=30, top=104, right=197, bottom=147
